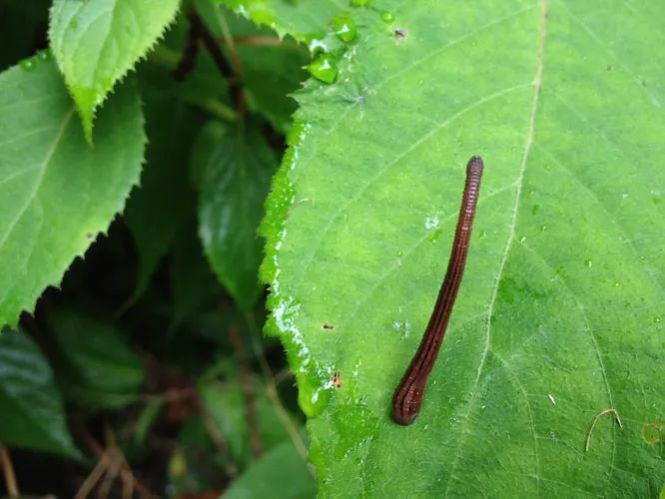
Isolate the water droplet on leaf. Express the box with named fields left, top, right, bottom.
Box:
left=19, top=58, right=36, bottom=72
left=307, top=54, right=338, bottom=84
left=331, top=13, right=357, bottom=43
left=584, top=258, right=592, bottom=268
left=381, top=11, right=394, bottom=23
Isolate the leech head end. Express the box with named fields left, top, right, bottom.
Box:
left=467, top=155, right=484, bottom=175
left=392, top=385, right=423, bottom=425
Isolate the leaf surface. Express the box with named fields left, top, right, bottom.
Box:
left=0, top=56, right=145, bottom=327
left=49, top=0, right=179, bottom=141
left=196, top=120, right=277, bottom=309
left=260, top=0, right=665, bottom=496
left=0, top=329, right=80, bottom=458
left=224, top=432, right=315, bottom=499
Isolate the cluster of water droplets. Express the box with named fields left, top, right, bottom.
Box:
left=19, top=50, right=51, bottom=72
left=306, top=0, right=396, bottom=84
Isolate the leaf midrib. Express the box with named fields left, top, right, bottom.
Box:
left=0, top=107, right=75, bottom=252
left=442, top=0, right=550, bottom=494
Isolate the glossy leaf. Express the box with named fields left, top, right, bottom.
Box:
left=0, top=56, right=145, bottom=328
left=196, top=120, right=277, bottom=309
left=0, top=329, right=80, bottom=458
left=260, top=0, right=665, bottom=496
left=45, top=307, right=144, bottom=410
left=49, top=0, right=180, bottom=141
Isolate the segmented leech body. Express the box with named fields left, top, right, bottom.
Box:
left=392, top=156, right=484, bottom=425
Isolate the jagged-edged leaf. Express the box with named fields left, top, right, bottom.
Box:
left=196, top=120, right=277, bottom=309
left=260, top=1, right=665, bottom=496
left=215, top=0, right=341, bottom=43
left=0, top=328, right=81, bottom=459
left=49, top=0, right=180, bottom=141
left=0, top=55, right=145, bottom=328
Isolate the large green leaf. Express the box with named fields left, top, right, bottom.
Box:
left=0, top=55, right=145, bottom=328
left=260, top=0, right=665, bottom=496
left=49, top=0, right=180, bottom=141
left=0, top=329, right=80, bottom=459
left=196, top=120, right=277, bottom=309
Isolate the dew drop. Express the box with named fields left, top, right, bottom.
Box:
left=540, top=225, right=547, bottom=232
left=19, top=58, right=36, bottom=72
left=480, top=231, right=487, bottom=239
left=614, top=281, right=620, bottom=288
left=396, top=249, right=404, bottom=257
left=307, top=54, right=338, bottom=84
left=381, top=11, right=394, bottom=23
left=519, top=235, right=527, bottom=243
left=655, top=317, right=662, bottom=324
left=331, top=13, right=357, bottom=43
left=584, top=258, right=592, bottom=268
left=37, top=50, right=51, bottom=61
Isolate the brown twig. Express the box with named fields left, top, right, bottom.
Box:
left=74, top=450, right=113, bottom=499
left=233, top=35, right=282, bottom=46
left=188, top=10, right=245, bottom=114
left=73, top=422, right=154, bottom=498
left=0, top=444, right=19, bottom=497
left=228, top=325, right=264, bottom=458
left=172, top=16, right=200, bottom=81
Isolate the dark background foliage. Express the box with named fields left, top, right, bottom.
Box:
left=0, top=0, right=314, bottom=496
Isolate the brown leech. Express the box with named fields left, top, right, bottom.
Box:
left=392, top=156, right=484, bottom=425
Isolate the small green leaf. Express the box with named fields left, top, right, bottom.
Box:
left=224, top=432, right=315, bottom=499
left=199, top=377, right=294, bottom=466
left=0, top=329, right=81, bottom=459
left=46, top=307, right=144, bottom=410
left=0, top=58, right=145, bottom=328
left=49, top=0, right=180, bottom=141
left=196, top=120, right=277, bottom=309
